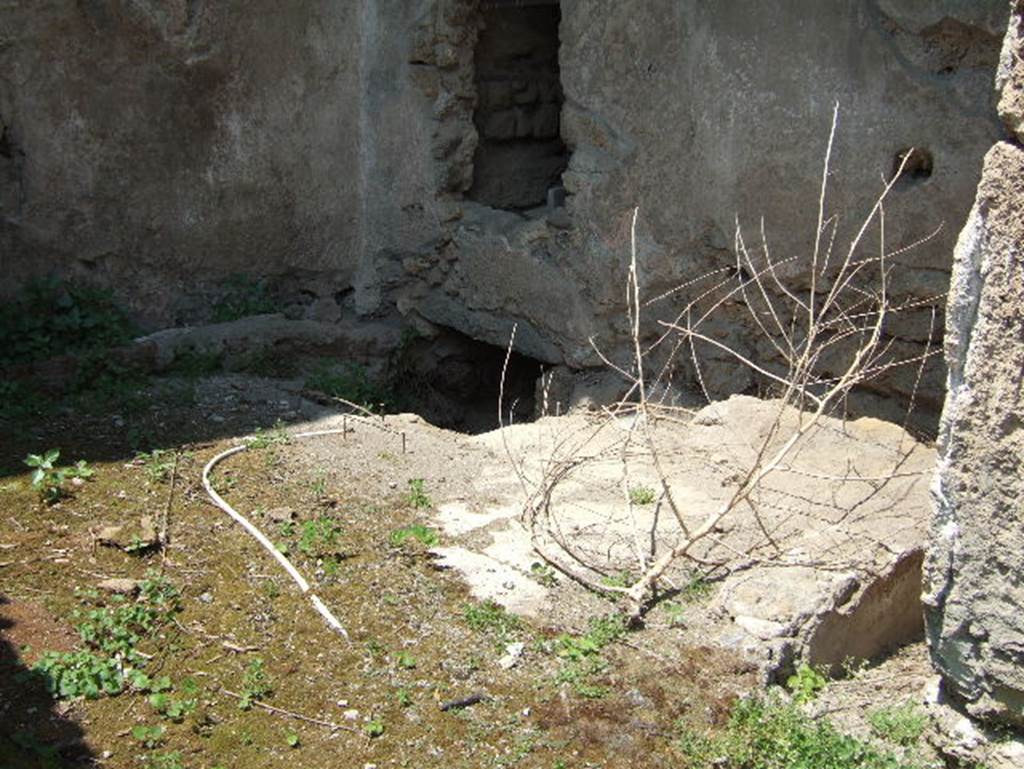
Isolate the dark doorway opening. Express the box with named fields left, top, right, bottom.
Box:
left=393, top=328, right=543, bottom=435
left=468, top=0, right=568, bottom=211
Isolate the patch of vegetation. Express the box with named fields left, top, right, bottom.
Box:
left=32, top=573, right=179, bottom=700
left=297, top=516, right=344, bottom=559
left=389, top=523, right=439, bottom=548
left=134, top=449, right=183, bottom=483
left=364, top=719, right=385, bottom=738
left=676, top=693, right=927, bottom=769
left=0, top=277, right=137, bottom=368
left=236, top=658, right=272, bottom=710
left=529, top=561, right=559, bottom=588
left=405, top=478, right=432, bottom=509
left=786, top=663, right=829, bottom=704
left=23, top=449, right=94, bottom=504
left=628, top=485, right=657, bottom=505
left=131, top=724, right=167, bottom=749
left=868, top=701, right=928, bottom=747
left=463, top=600, right=522, bottom=647
left=600, top=570, right=635, bottom=590
left=212, top=274, right=276, bottom=322
left=245, top=421, right=290, bottom=450
left=553, top=614, right=627, bottom=699
left=304, top=361, right=394, bottom=412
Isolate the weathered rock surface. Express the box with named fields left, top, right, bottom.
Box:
left=924, top=1, right=1024, bottom=726
left=0, top=1, right=1008, bottom=425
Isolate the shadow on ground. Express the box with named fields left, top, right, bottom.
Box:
left=0, top=596, right=96, bottom=767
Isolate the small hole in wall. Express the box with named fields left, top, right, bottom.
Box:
left=468, top=0, right=569, bottom=211
left=891, top=147, right=933, bottom=184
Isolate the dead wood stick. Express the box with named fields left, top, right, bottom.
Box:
left=220, top=689, right=360, bottom=734
left=159, top=453, right=181, bottom=572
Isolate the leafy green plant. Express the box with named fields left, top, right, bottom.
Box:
left=33, top=649, right=125, bottom=699
left=405, top=478, right=432, bottom=509
left=33, top=573, right=179, bottom=701
left=0, top=277, right=136, bottom=368
left=786, top=663, right=829, bottom=704
left=10, top=730, right=61, bottom=769
left=149, top=689, right=197, bottom=722
left=463, top=600, right=521, bottom=645
left=297, top=517, right=343, bottom=558
left=676, top=693, right=923, bottom=769
left=136, top=449, right=178, bottom=483
left=237, top=658, right=272, bottom=710
left=661, top=600, right=686, bottom=628
left=131, top=724, right=166, bottom=749
left=365, top=719, right=385, bottom=738
left=530, top=561, right=559, bottom=587
left=24, top=449, right=67, bottom=503
left=23, top=450, right=93, bottom=503
left=245, top=421, right=289, bottom=450
left=396, top=651, right=417, bottom=670
left=628, top=485, right=657, bottom=505
left=389, top=523, right=438, bottom=548
left=148, top=751, right=185, bottom=769
left=285, top=732, right=300, bottom=748
left=553, top=614, right=626, bottom=699
left=396, top=688, right=413, bottom=707
left=600, top=570, right=635, bottom=590
left=868, top=702, right=928, bottom=747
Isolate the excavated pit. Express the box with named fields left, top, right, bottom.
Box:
left=394, top=327, right=544, bottom=435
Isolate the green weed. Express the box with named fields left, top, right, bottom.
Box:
left=131, top=724, right=166, bottom=749
left=245, top=421, right=289, bottom=450
left=868, top=702, right=928, bottom=747
left=23, top=449, right=94, bottom=504
left=786, top=663, right=828, bottom=704
left=405, top=478, right=432, bottom=509
left=463, top=600, right=521, bottom=645
left=676, top=693, right=925, bottom=769
left=628, top=485, right=657, bottom=505
left=389, top=523, right=438, bottom=548
left=530, top=561, right=559, bottom=588
left=365, top=719, right=385, bottom=738
left=237, top=658, right=272, bottom=710
left=32, top=573, right=179, bottom=700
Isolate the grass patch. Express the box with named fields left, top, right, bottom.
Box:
left=868, top=701, right=928, bottom=747
left=677, top=693, right=929, bottom=768
left=389, top=523, right=438, bottom=548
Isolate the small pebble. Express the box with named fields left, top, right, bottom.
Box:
left=343, top=708, right=360, bottom=721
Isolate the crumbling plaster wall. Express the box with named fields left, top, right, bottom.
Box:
left=383, top=0, right=1008, bottom=421
left=0, top=0, right=365, bottom=325
left=0, top=0, right=1011, bottom=419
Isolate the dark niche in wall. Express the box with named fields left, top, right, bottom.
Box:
left=468, top=0, right=568, bottom=211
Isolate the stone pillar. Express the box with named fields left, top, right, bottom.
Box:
left=924, top=0, right=1024, bottom=727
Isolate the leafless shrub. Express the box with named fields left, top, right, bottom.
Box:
left=502, top=105, right=940, bottom=623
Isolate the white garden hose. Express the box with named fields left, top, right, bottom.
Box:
left=201, top=417, right=406, bottom=643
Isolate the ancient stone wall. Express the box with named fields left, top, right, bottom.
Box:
left=0, top=0, right=1011, bottom=423
left=0, top=0, right=364, bottom=326
left=923, top=0, right=1024, bottom=727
